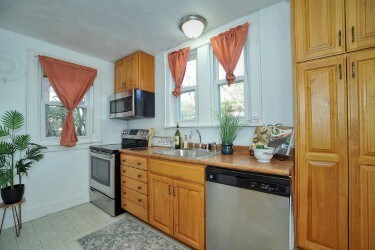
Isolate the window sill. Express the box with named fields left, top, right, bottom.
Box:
left=164, top=122, right=265, bottom=129
left=39, top=139, right=102, bottom=153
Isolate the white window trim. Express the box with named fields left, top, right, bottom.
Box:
left=164, top=12, right=263, bottom=128
left=177, top=49, right=198, bottom=123
left=26, top=49, right=101, bottom=149
left=212, top=46, right=250, bottom=120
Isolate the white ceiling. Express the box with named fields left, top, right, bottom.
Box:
left=0, top=0, right=283, bottom=62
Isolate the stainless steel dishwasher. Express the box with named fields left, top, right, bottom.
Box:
left=206, top=166, right=292, bottom=250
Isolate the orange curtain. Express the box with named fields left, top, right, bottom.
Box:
left=168, top=47, right=190, bottom=97
left=210, top=22, right=249, bottom=85
left=38, top=56, right=97, bottom=147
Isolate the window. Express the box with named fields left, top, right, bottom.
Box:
left=178, top=51, right=197, bottom=121
left=214, top=49, right=247, bottom=117
left=41, top=71, right=91, bottom=140
left=165, top=14, right=262, bottom=127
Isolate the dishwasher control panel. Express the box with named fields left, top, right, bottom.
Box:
left=206, top=166, right=290, bottom=197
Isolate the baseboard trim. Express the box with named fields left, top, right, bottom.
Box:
left=1, top=193, right=89, bottom=229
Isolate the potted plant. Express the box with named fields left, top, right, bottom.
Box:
left=0, top=110, right=46, bottom=204
left=212, top=104, right=247, bottom=155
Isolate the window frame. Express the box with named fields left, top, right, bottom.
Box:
left=177, top=50, right=198, bottom=123
left=39, top=65, right=93, bottom=144
left=212, top=46, right=250, bottom=119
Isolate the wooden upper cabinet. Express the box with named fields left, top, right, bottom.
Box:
left=348, top=48, right=375, bottom=250
left=173, top=180, right=204, bottom=250
left=148, top=173, right=174, bottom=235
left=293, top=0, right=345, bottom=62
left=296, top=55, right=348, bottom=249
left=114, top=60, right=125, bottom=93
left=114, top=51, right=155, bottom=93
left=346, top=0, right=375, bottom=51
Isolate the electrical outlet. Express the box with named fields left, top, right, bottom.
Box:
left=152, top=136, right=171, bottom=146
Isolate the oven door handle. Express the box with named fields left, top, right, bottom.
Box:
left=90, top=151, right=114, bottom=160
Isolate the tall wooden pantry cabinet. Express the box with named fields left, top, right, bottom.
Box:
left=292, top=0, right=375, bottom=249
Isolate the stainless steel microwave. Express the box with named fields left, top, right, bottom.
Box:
left=109, top=89, right=155, bottom=120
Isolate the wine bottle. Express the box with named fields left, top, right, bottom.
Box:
left=175, top=123, right=180, bottom=149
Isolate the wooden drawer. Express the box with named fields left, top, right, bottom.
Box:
left=121, top=165, right=147, bottom=183
left=120, top=154, right=147, bottom=170
left=121, top=176, right=148, bottom=195
left=121, top=198, right=148, bottom=222
left=121, top=186, right=148, bottom=209
left=149, top=158, right=205, bottom=184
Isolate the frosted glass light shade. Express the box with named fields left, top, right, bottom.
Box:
left=179, top=15, right=207, bottom=39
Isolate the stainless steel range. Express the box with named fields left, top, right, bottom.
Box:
left=89, top=129, right=149, bottom=216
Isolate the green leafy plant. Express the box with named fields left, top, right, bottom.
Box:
left=255, top=144, right=267, bottom=149
left=212, top=103, right=248, bottom=144
left=0, top=110, right=46, bottom=189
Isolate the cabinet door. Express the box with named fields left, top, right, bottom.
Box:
left=296, top=55, right=348, bottom=249
left=148, top=173, right=174, bottom=235
left=346, top=0, right=375, bottom=51
left=348, top=49, right=375, bottom=250
left=173, top=180, right=204, bottom=250
left=293, top=0, right=345, bottom=62
left=123, top=53, right=138, bottom=90
left=114, top=60, right=125, bottom=93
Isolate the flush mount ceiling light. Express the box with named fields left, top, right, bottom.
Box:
left=179, top=15, right=207, bottom=39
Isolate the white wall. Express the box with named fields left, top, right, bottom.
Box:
left=129, top=1, right=293, bottom=145
left=0, top=28, right=128, bottom=228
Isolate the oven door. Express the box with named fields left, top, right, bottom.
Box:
left=115, top=90, right=135, bottom=118
left=90, top=151, right=115, bottom=198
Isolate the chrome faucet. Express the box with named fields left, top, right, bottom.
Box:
left=189, top=129, right=202, bottom=150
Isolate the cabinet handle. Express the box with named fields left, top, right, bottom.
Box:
left=122, top=169, right=126, bottom=174
left=338, top=30, right=342, bottom=46
left=138, top=174, right=142, bottom=178
left=173, top=186, right=176, bottom=196
left=169, top=185, right=172, bottom=195
left=123, top=191, right=126, bottom=195
left=122, top=82, right=126, bottom=89
left=123, top=180, right=126, bottom=184
left=351, top=26, right=355, bottom=43
left=138, top=186, right=142, bottom=190
left=137, top=162, right=141, bottom=166
left=138, top=199, right=142, bottom=203
left=338, top=64, right=342, bottom=79
left=122, top=159, right=126, bottom=163
left=352, top=62, right=356, bottom=78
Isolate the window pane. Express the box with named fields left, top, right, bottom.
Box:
left=181, top=59, right=197, bottom=87
left=180, top=91, right=196, bottom=120
left=218, top=49, right=245, bottom=80
left=43, top=76, right=60, bottom=102
left=45, top=105, right=87, bottom=137
left=220, top=82, right=245, bottom=116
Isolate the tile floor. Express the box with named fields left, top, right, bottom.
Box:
left=0, top=202, right=135, bottom=250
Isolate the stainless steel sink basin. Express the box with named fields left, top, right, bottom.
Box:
left=158, top=149, right=217, bottom=159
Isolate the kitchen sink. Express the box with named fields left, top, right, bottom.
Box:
left=157, top=149, right=217, bottom=159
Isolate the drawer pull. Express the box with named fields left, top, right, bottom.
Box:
left=137, top=162, right=141, bottom=166
left=173, top=186, right=176, bottom=196
left=138, top=174, right=142, bottom=178
left=123, top=203, right=127, bottom=207
left=138, top=199, right=142, bottom=203
left=138, top=186, right=142, bottom=190
left=122, top=170, right=126, bottom=173
left=122, top=180, right=126, bottom=184
left=169, top=185, right=172, bottom=195
left=123, top=191, right=126, bottom=195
